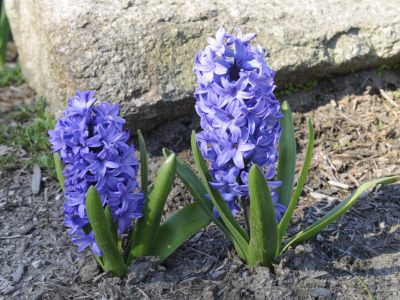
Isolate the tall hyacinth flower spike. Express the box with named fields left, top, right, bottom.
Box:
left=49, top=91, right=212, bottom=276
left=165, top=27, right=400, bottom=267
left=194, top=27, right=285, bottom=221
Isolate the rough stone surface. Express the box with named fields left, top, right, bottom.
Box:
left=5, top=0, right=400, bottom=130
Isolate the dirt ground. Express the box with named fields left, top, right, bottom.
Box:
left=1, top=67, right=400, bottom=299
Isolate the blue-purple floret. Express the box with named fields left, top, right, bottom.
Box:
left=194, top=28, right=286, bottom=221
left=49, top=91, right=144, bottom=256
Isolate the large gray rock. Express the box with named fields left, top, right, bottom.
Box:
left=5, top=0, right=400, bottom=130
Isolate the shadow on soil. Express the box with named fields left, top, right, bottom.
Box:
left=284, top=183, right=400, bottom=278
left=139, top=67, right=400, bottom=157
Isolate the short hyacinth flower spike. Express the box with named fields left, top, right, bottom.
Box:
left=49, top=90, right=215, bottom=277
left=49, top=91, right=144, bottom=256
left=194, top=27, right=286, bottom=221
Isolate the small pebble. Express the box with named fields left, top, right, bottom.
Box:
left=332, top=159, right=343, bottom=170
left=16, top=195, right=23, bottom=204
left=50, top=210, right=61, bottom=218
left=311, top=288, right=332, bottom=299
left=211, top=269, right=226, bottom=279
left=127, top=257, right=158, bottom=284
left=339, top=135, right=352, bottom=147
left=157, top=265, right=166, bottom=272
left=294, top=244, right=312, bottom=254
left=31, top=260, right=41, bottom=269
left=191, top=231, right=203, bottom=242
left=12, top=265, right=24, bottom=283
left=230, top=264, right=239, bottom=272
left=79, top=262, right=98, bottom=282
left=31, top=165, right=42, bottom=195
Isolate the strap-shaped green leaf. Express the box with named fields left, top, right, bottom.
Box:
left=53, top=153, right=65, bottom=191
left=0, top=1, right=10, bottom=68
left=278, top=118, right=314, bottom=241
left=248, top=165, right=279, bottom=266
left=276, top=101, right=296, bottom=207
left=138, top=130, right=148, bottom=198
left=280, top=176, right=400, bottom=253
left=151, top=201, right=211, bottom=261
left=129, top=154, right=177, bottom=259
left=190, top=131, right=249, bottom=260
left=86, top=186, right=127, bottom=277
left=105, top=205, right=118, bottom=245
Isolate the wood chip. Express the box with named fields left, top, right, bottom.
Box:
left=0, top=145, right=15, bottom=156
left=0, top=275, right=15, bottom=295
left=310, top=192, right=328, bottom=200
left=310, top=270, right=328, bottom=278
left=379, top=89, right=400, bottom=107
left=31, top=165, right=41, bottom=195
left=136, top=287, right=150, bottom=300
left=328, top=180, right=350, bottom=190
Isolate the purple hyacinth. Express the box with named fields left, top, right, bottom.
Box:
left=194, top=28, right=286, bottom=221
left=49, top=91, right=144, bottom=256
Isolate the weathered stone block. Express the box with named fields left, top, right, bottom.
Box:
left=5, top=0, right=400, bottom=130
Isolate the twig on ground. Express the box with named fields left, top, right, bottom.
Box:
left=379, top=89, right=399, bottom=108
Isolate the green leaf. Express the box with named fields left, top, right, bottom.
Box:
left=105, top=206, right=118, bottom=245
left=129, top=153, right=177, bottom=259
left=138, top=130, right=148, bottom=199
left=151, top=202, right=211, bottom=261
left=278, top=118, right=314, bottom=241
left=0, top=1, right=10, bottom=69
left=53, top=153, right=65, bottom=192
left=280, top=176, right=400, bottom=253
left=86, top=186, right=127, bottom=277
left=276, top=101, right=296, bottom=207
left=247, top=165, right=279, bottom=266
left=190, top=131, right=249, bottom=261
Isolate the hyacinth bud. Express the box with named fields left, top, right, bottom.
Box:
left=194, top=28, right=286, bottom=220
left=49, top=91, right=144, bottom=256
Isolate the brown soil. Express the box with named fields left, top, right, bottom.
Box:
left=1, top=68, right=400, bottom=299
